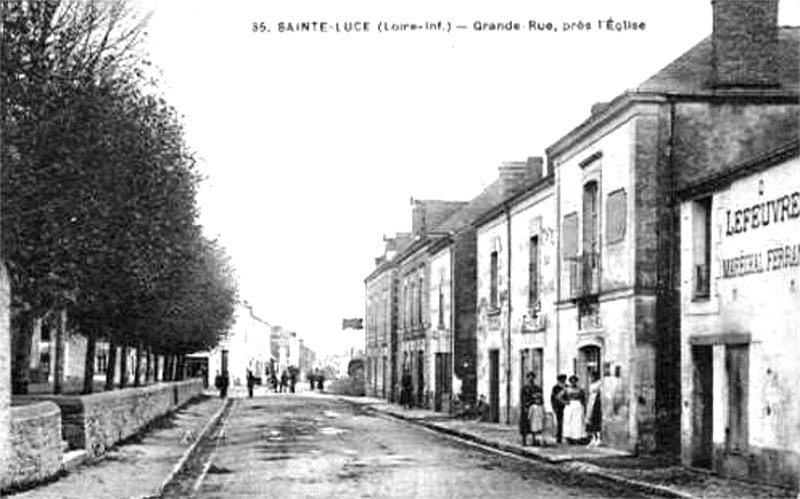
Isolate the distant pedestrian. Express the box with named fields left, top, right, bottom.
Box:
left=560, top=375, right=586, bottom=444
left=400, top=369, right=413, bottom=409
left=246, top=369, right=256, bottom=398
left=585, top=370, right=602, bottom=447
left=289, top=368, right=297, bottom=393
left=214, top=370, right=229, bottom=399
left=317, top=372, right=325, bottom=391
left=279, top=370, right=288, bottom=393
left=550, top=374, right=568, bottom=444
left=520, top=372, right=545, bottom=446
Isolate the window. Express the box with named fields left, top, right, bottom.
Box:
left=528, top=236, right=540, bottom=313
left=606, top=189, right=627, bottom=244
left=490, top=251, right=499, bottom=309
left=693, top=197, right=712, bottom=299
left=562, top=212, right=578, bottom=259
left=403, top=284, right=409, bottom=328
left=583, top=181, right=599, bottom=259
left=417, top=276, right=424, bottom=326
left=438, top=282, right=445, bottom=329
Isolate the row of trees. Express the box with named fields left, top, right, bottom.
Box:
left=1, top=0, right=238, bottom=394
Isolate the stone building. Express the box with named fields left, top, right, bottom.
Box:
left=364, top=233, right=411, bottom=400
left=678, top=142, right=799, bottom=489
left=395, top=200, right=465, bottom=408
left=546, top=0, right=798, bottom=455
left=424, top=166, right=527, bottom=411
left=475, top=160, right=554, bottom=424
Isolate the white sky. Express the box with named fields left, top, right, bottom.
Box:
left=142, top=0, right=799, bottom=357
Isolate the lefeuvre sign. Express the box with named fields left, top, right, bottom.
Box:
left=720, top=175, right=800, bottom=280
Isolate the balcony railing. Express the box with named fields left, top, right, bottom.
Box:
left=568, top=252, right=601, bottom=299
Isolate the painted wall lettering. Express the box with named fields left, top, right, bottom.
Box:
left=725, top=191, right=800, bottom=237
left=721, top=243, right=800, bottom=279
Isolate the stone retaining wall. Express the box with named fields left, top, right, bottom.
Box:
left=24, top=379, right=203, bottom=457
left=5, top=401, right=62, bottom=490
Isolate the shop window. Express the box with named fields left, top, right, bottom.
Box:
left=606, top=188, right=627, bottom=244
left=692, top=197, right=712, bottom=299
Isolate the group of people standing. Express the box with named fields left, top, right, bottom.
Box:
left=519, top=370, right=602, bottom=447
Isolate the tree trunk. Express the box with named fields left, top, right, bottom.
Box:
left=11, top=310, right=34, bottom=395
left=119, top=344, right=129, bottom=388
left=153, top=354, right=160, bottom=382
left=163, top=355, right=171, bottom=381
left=133, top=343, right=143, bottom=387
left=53, top=310, right=66, bottom=394
left=83, top=330, right=96, bottom=394
left=176, top=355, right=184, bottom=381
left=144, top=347, right=151, bottom=384
left=105, top=340, right=117, bottom=391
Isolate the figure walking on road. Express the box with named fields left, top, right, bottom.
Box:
left=550, top=374, right=567, bottom=444
left=214, top=370, right=229, bottom=399
left=401, top=368, right=413, bottom=409
left=279, top=370, right=288, bottom=393
left=560, top=375, right=586, bottom=444
left=520, top=372, right=545, bottom=446
left=246, top=369, right=256, bottom=398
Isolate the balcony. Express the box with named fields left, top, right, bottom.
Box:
left=568, top=252, right=601, bottom=300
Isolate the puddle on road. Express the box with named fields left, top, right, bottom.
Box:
left=318, top=426, right=347, bottom=436
left=322, top=410, right=342, bottom=418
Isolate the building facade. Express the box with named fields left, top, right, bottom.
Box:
left=395, top=200, right=465, bottom=408
left=475, top=164, right=554, bottom=424
left=678, top=144, right=799, bottom=488
left=364, top=233, right=410, bottom=400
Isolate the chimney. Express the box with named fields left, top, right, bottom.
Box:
left=590, top=102, right=610, bottom=116
left=710, top=0, right=779, bottom=88
left=498, top=156, right=544, bottom=199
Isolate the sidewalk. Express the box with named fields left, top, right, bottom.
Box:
left=339, top=395, right=797, bottom=499
left=7, top=392, right=229, bottom=499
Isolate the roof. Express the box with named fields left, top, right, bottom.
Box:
left=548, top=27, right=800, bottom=158
left=473, top=175, right=555, bottom=229
left=678, top=138, right=799, bottom=200
left=434, top=179, right=506, bottom=234
left=638, top=27, right=799, bottom=94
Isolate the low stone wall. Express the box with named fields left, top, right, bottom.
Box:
left=5, top=401, right=63, bottom=490
left=25, top=379, right=203, bottom=457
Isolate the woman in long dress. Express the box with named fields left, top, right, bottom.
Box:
left=560, top=375, right=586, bottom=443
left=585, top=370, right=602, bottom=446
left=520, top=372, right=545, bottom=446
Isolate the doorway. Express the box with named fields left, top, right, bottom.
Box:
left=577, top=345, right=601, bottom=391
left=691, top=345, right=713, bottom=468
left=417, top=350, right=425, bottom=408
left=435, top=352, right=452, bottom=412
left=489, top=349, right=500, bottom=423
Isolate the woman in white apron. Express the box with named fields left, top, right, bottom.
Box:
left=560, top=375, right=586, bottom=443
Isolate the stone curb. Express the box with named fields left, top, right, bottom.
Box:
left=149, top=396, right=233, bottom=499
left=343, top=398, right=695, bottom=499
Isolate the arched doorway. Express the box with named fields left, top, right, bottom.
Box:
left=577, top=344, right=602, bottom=392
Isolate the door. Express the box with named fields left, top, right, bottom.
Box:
left=692, top=345, right=713, bottom=468
left=417, top=350, right=425, bottom=408
left=577, top=345, right=601, bottom=392
left=726, top=344, right=749, bottom=453
left=489, top=349, right=500, bottom=423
